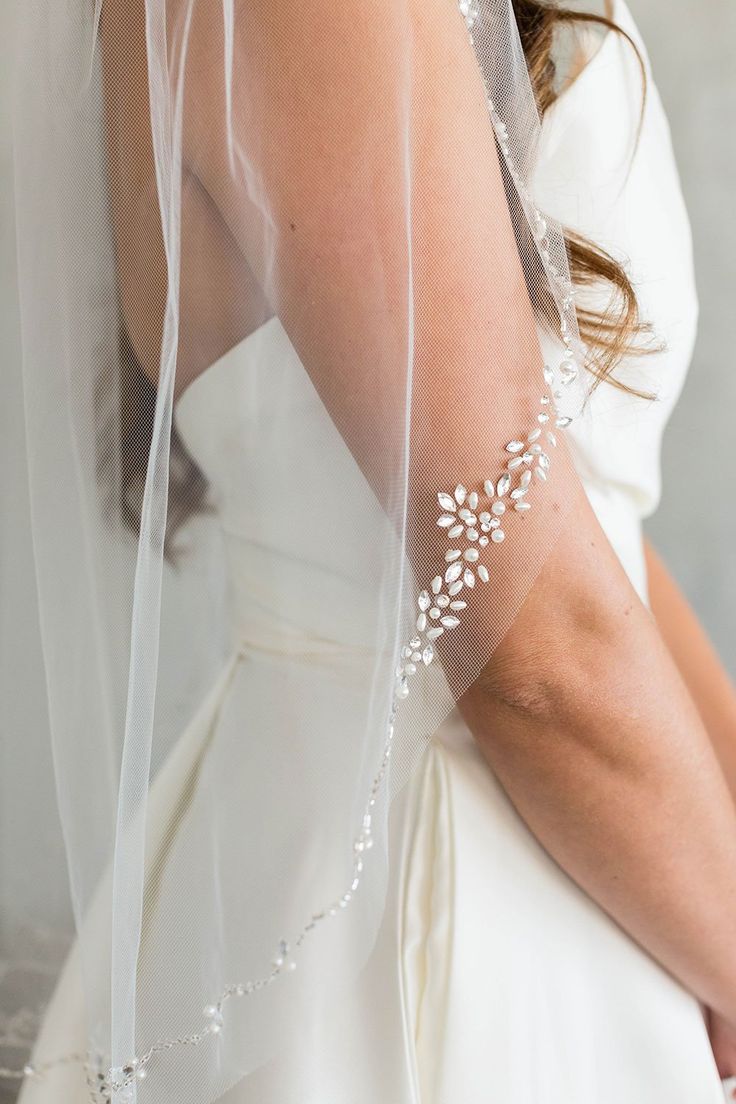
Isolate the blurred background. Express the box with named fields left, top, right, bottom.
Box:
left=0, top=9, right=72, bottom=1098
left=1, top=1, right=734, bottom=1100
left=632, top=0, right=736, bottom=675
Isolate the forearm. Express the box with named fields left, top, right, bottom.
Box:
left=460, top=489, right=736, bottom=1027
left=645, top=538, right=736, bottom=803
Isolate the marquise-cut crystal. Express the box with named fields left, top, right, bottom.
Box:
left=418, top=590, right=431, bottom=611
left=505, top=440, right=524, bottom=453
left=555, top=416, right=572, bottom=428
left=448, top=579, right=464, bottom=596
left=467, top=491, right=479, bottom=510
left=445, top=562, right=463, bottom=583
left=438, top=492, right=456, bottom=512
left=559, top=360, right=577, bottom=385
left=455, top=484, right=467, bottom=504
left=448, top=524, right=464, bottom=539
left=497, top=473, right=511, bottom=496
left=528, top=428, right=541, bottom=443
left=437, top=514, right=455, bottom=528
left=463, top=569, right=475, bottom=588
left=483, top=479, right=495, bottom=497
left=422, top=645, right=434, bottom=666
left=431, top=575, right=442, bottom=594
left=508, top=456, right=524, bottom=470
left=520, top=470, right=532, bottom=488
left=427, top=627, right=444, bottom=641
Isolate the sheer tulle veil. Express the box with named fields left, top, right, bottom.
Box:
left=6, top=0, right=591, bottom=1100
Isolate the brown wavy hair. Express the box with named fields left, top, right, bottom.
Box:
left=513, top=0, right=652, bottom=390
left=118, top=0, right=651, bottom=550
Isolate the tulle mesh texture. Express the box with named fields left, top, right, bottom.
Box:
left=9, top=1, right=588, bottom=1102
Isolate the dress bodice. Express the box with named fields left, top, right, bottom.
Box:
left=534, top=0, right=697, bottom=591
left=174, top=0, right=697, bottom=630
left=175, top=314, right=393, bottom=653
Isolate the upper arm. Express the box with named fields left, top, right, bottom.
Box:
left=179, top=0, right=540, bottom=495
left=102, top=0, right=634, bottom=693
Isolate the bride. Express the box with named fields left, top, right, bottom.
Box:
left=7, top=0, right=736, bottom=1101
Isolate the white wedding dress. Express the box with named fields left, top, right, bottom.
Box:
left=20, top=2, right=727, bottom=1101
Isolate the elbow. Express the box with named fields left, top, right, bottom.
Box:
left=471, top=588, right=643, bottom=730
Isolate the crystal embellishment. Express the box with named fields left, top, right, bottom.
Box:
left=394, top=348, right=577, bottom=707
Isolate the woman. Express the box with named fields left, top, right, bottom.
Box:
left=7, top=0, right=736, bottom=1101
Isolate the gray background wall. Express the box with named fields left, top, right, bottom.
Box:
left=630, top=0, right=736, bottom=674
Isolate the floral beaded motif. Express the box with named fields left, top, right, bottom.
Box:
left=394, top=363, right=576, bottom=702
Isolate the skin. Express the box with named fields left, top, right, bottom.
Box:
left=645, top=540, right=736, bottom=1081
left=101, top=0, right=736, bottom=1068
left=645, top=541, right=736, bottom=810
